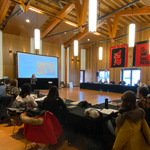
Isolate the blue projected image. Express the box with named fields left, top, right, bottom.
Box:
left=17, top=52, right=58, bottom=78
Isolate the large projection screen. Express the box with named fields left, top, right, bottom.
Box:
left=17, top=52, right=58, bottom=78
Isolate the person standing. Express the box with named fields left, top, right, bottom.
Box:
left=30, top=74, right=37, bottom=92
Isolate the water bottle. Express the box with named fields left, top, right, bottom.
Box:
left=105, top=98, right=108, bottom=109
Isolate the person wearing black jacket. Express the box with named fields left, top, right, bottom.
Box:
left=137, top=86, right=150, bottom=128
left=42, top=86, right=67, bottom=124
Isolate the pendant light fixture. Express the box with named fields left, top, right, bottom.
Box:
left=129, top=9, right=136, bottom=47
left=99, top=47, right=103, bottom=60
left=89, top=0, right=97, bottom=32
left=74, top=40, right=78, bottom=56
left=34, top=13, right=40, bottom=50
left=34, top=29, right=40, bottom=49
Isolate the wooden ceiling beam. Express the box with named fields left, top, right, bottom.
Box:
left=35, top=0, right=77, bottom=21
left=112, top=14, right=120, bottom=39
left=0, top=0, right=11, bottom=24
left=118, top=7, right=150, bottom=16
left=19, top=0, right=30, bottom=12
left=64, top=30, right=89, bottom=47
left=41, top=3, right=75, bottom=38
left=75, top=0, right=88, bottom=32
left=107, top=14, right=120, bottom=42
left=107, top=19, right=112, bottom=39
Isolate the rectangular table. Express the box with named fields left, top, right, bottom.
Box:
left=80, top=83, right=138, bottom=93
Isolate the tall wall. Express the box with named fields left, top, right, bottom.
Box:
left=3, top=33, right=61, bottom=83
left=69, top=46, right=80, bottom=86
left=85, top=23, right=150, bottom=85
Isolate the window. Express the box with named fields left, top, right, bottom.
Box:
left=98, top=71, right=109, bottom=83
left=80, top=70, right=85, bottom=83
left=122, top=69, right=141, bottom=85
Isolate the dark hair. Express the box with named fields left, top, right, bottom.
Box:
left=19, top=83, right=31, bottom=98
left=10, top=79, right=17, bottom=87
left=138, top=86, right=149, bottom=98
left=46, top=86, right=59, bottom=101
left=5, top=79, right=10, bottom=84
left=121, top=91, right=137, bottom=110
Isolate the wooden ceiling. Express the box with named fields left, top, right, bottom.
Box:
left=0, top=0, right=150, bottom=49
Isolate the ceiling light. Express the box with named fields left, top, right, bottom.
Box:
left=87, top=39, right=90, bottom=41
left=89, top=0, right=97, bottom=32
left=34, top=29, right=40, bottom=50
left=129, top=23, right=136, bottom=47
left=26, top=19, right=30, bottom=23
left=99, top=47, right=103, bottom=60
left=74, top=40, right=78, bottom=56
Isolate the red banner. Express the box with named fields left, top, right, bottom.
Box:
left=133, top=41, right=150, bottom=67
left=110, top=45, right=128, bottom=68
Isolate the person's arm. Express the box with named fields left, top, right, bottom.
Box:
left=29, top=96, right=38, bottom=108
left=59, top=98, right=66, bottom=109
left=113, top=120, right=134, bottom=150
left=141, top=119, right=150, bottom=145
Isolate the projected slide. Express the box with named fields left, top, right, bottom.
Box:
left=17, top=52, right=58, bottom=78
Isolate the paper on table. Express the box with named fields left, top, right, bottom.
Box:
left=35, top=96, right=47, bottom=101
left=108, top=102, right=118, bottom=106
left=69, top=101, right=79, bottom=105
left=100, top=108, right=118, bottom=115
left=67, top=105, right=77, bottom=109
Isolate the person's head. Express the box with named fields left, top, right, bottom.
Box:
left=19, top=83, right=31, bottom=98
left=137, top=80, right=141, bottom=83
left=47, top=86, right=59, bottom=101
left=137, top=86, right=149, bottom=99
left=121, top=91, right=137, bottom=110
left=5, top=79, right=10, bottom=85
left=10, top=79, right=18, bottom=87
left=32, top=74, right=35, bottom=78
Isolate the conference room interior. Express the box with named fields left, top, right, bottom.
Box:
left=0, top=0, right=150, bottom=150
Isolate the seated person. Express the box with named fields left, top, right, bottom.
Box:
left=137, top=86, right=150, bottom=127
left=110, top=79, right=116, bottom=84
left=104, top=79, right=108, bottom=84
left=42, top=86, right=66, bottom=124
left=119, top=80, right=126, bottom=85
left=0, top=79, right=10, bottom=96
left=137, top=80, right=142, bottom=86
left=112, top=91, right=150, bottom=150
left=98, top=79, right=103, bottom=84
left=4, top=79, right=20, bottom=97
left=15, top=83, right=37, bottom=109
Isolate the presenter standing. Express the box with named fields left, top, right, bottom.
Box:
left=30, top=74, right=37, bottom=92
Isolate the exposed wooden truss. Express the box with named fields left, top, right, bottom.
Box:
left=0, top=0, right=11, bottom=24
left=75, top=0, right=88, bottom=32
left=41, top=3, right=75, bottom=38
left=64, top=30, right=89, bottom=47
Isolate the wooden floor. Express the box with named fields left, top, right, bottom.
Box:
left=40, top=87, right=122, bottom=105
left=0, top=87, right=122, bottom=150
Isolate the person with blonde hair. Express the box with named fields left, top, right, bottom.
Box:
left=112, top=91, right=150, bottom=150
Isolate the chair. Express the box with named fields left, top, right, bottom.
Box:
left=48, top=81, right=53, bottom=89
left=0, top=96, right=15, bottom=120
left=22, top=111, right=68, bottom=150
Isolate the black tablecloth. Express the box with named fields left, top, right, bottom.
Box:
left=66, top=100, right=119, bottom=132
left=80, top=83, right=138, bottom=93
